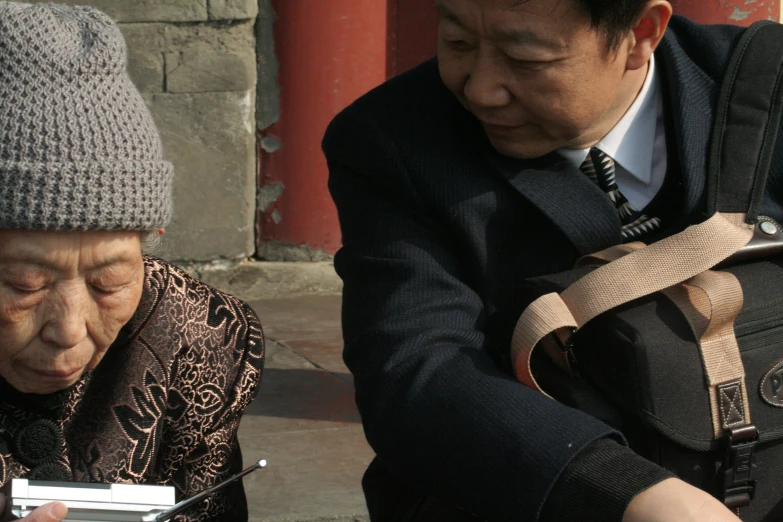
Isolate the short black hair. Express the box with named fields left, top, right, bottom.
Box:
left=575, top=0, right=651, bottom=50
left=514, top=0, right=651, bottom=50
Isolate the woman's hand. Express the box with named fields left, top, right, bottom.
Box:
left=0, top=493, right=67, bottom=522
left=624, top=478, right=741, bottom=522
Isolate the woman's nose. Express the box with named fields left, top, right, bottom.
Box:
left=40, top=289, right=89, bottom=349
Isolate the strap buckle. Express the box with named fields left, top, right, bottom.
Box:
left=554, top=327, right=580, bottom=378
left=722, top=425, right=758, bottom=510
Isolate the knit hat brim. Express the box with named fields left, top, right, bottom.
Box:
left=0, top=160, right=174, bottom=231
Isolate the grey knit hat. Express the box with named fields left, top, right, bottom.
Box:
left=0, top=2, right=173, bottom=230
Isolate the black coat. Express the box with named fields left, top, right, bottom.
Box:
left=324, top=16, right=783, bottom=522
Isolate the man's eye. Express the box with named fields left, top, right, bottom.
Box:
left=508, top=57, right=551, bottom=70
left=446, top=39, right=474, bottom=52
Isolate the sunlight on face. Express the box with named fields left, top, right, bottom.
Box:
left=0, top=230, right=145, bottom=394
left=437, top=0, right=639, bottom=158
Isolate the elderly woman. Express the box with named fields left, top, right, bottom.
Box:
left=0, top=3, right=264, bottom=521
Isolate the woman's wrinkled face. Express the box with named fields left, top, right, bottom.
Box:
left=0, top=230, right=145, bottom=394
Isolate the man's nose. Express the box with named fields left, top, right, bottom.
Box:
left=463, top=53, right=512, bottom=109
left=40, top=289, right=89, bottom=349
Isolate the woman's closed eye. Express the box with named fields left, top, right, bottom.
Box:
left=4, top=277, right=50, bottom=294
left=88, top=278, right=136, bottom=296
left=12, top=284, right=47, bottom=294
left=90, top=284, right=123, bottom=295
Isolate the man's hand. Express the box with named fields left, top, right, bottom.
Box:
left=0, top=493, right=67, bottom=522
left=624, top=478, right=741, bottom=522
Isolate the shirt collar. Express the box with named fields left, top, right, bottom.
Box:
left=557, top=55, right=661, bottom=186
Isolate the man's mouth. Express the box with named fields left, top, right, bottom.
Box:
left=481, top=122, right=527, bottom=136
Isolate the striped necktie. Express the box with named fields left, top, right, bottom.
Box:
left=579, top=148, right=662, bottom=241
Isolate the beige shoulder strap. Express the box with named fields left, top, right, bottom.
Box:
left=664, top=271, right=750, bottom=437
left=511, top=212, right=754, bottom=395
left=560, top=239, right=751, bottom=438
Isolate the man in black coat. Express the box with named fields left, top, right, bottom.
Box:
left=324, top=0, right=783, bottom=520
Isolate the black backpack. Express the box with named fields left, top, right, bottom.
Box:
left=516, top=21, right=783, bottom=521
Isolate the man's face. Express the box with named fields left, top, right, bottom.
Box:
left=437, top=0, right=638, bottom=159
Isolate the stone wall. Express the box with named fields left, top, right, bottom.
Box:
left=25, top=0, right=260, bottom=263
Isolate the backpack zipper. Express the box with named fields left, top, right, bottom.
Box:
left=736, top=324, right=783, bottom=352
left=734, top=299, right=783, bottom=338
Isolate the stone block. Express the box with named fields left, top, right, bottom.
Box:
left=181, top=261, right=343, bottom=301
left=119, top=22, right=256, bottom=94
left=208, top=0, right=258, bottom=20
left=23, top=0, right=208, bottom=22
left=126, top=50, right=165, bottom=93
left=165, top=22, right=256, bottom=93
left=165, top=49, right=256, bottom=93
left=257, top=240, right=332, bottom=262
left=119, top=24, right=165, bottom=93
left=163, top=21, right=255, bottom=55
left=142, top=91, right=256, bottom=262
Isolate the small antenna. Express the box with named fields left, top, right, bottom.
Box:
left=148, top=459, right=267, bottom=522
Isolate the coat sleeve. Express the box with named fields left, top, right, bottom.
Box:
left=324, top=106, right=627, bottom=521
left=165, top=299, right=265, bottom=522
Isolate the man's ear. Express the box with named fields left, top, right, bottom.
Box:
left=626, top=1, right=673, bottom=71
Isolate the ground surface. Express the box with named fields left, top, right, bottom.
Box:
left=240, top=296, right=373, bottom=522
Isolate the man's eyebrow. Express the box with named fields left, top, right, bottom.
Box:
left=495, top=27, right=544, bottom=45
left=436, top=2, right=464, bottom=27
left=436, top=2, right=558, bottom=48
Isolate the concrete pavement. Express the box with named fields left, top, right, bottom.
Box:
left=239, top=296, right=373, bottom=522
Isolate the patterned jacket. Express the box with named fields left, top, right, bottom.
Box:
left=0, top=256, right=265, bottom=521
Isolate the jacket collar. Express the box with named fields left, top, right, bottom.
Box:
left=488, top=149, right=622, bottom=257
left=485, top=20, right=724, bottom=256
left=656, top=25, right=721, bottom=222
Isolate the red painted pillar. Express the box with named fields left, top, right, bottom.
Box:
left=387, top=0, right=438, bottom=76
left=259, top=0, right=389, bottom=258
left=670, top=0, right=779, bottom=24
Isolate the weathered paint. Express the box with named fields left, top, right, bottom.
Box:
left=670, top=0, right=779, bottom=24
left=256, top=0, right=279, bottom=131
left=259, top=0, right=388, bottom=256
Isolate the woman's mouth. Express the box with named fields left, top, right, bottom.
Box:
left=24, top=365, right=82, bottom=381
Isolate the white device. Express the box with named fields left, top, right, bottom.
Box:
left=8, top=459, right=267, bottom=522
left=9, top=479, right=176, bottom=522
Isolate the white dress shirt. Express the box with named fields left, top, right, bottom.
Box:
left=558, top=55, right=667, bottom=211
